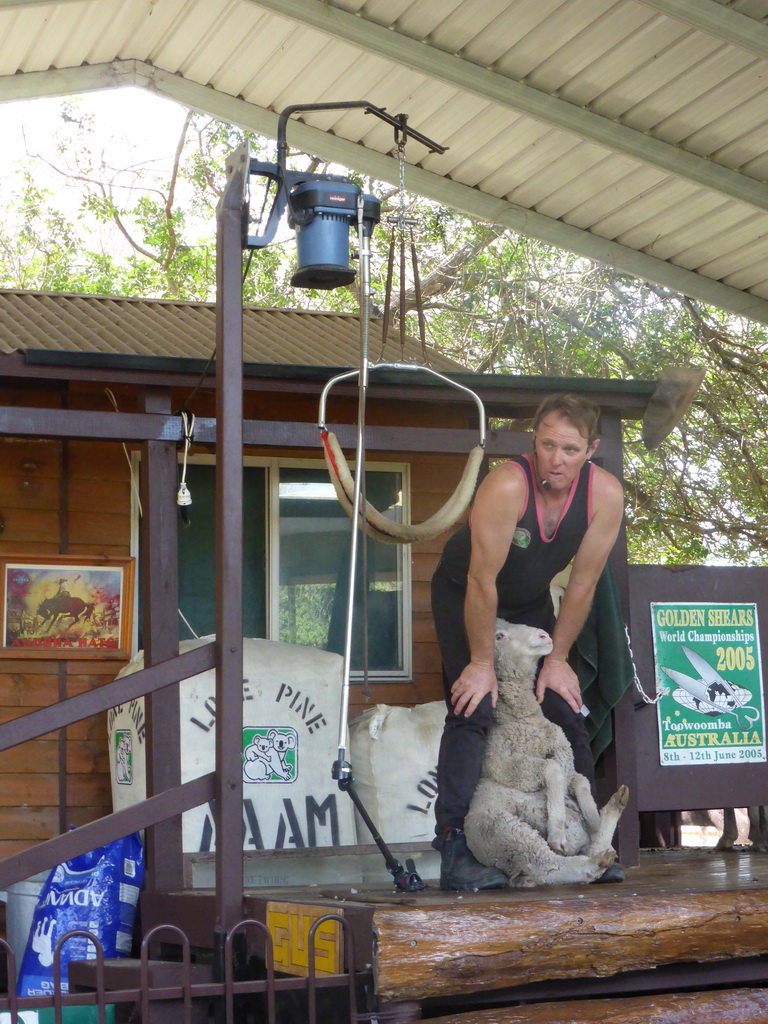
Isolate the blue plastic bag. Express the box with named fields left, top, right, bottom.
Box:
left=17, top=832, right=144, bottom=997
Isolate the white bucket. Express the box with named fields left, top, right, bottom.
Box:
left=5, top=872, right=48, bottom=979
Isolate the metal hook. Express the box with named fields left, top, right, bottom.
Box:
left=394, top=112, right=409, bottom=152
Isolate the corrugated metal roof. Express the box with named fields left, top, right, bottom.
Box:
left=0, top=289, right=465, bottom=371
left=2, top=0, right=768, bottom=323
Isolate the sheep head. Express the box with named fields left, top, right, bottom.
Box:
left=494, top=620, right=553, bottom=706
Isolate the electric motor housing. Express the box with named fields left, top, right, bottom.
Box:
left=289, top=179, right=381, bottom=289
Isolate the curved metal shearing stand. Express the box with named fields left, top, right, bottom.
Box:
left=319, top=362, right=487, bottom=445
left=320, top=366, right=486, bottom=543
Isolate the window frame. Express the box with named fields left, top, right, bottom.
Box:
left=131, top=452, right=412, bottom=682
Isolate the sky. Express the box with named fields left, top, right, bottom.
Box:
left=0, top=86, right=318, bottom=266
left=1, top=87, right=191, bottom=179
left=0, top=87, right=234, bottom=267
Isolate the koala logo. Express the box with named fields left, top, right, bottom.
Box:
left=115, top=730, right=133, bottom=785
left=269, top=728, right=297, bottom=777
left=242, top=727, right=298, bottom=783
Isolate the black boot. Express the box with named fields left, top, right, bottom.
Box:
left=594, top=862, right=625, bottom=883
left=439, top=828, right=507, bottom=891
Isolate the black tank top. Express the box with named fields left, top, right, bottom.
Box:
left=438, top=454, right=594, bottom=627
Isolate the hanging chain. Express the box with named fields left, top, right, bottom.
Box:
left=380, top=117, right=429, bottom=362
left=394, top=126, right=410, bottom=360
left=625, top=624, right=669, bottom=705
left=397, top=134, right=408, bottom=231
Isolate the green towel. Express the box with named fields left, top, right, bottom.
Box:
left=574, top=562, right=634, bottom=760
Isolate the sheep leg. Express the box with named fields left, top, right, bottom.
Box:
left=584, top=785, right=629, bottom=858
left=543, top=759, right=567, bottom=853
left=513, top=813, right=616, bottom=887
left=569, top=773, right=601, bottom=836
left=716, top=807, right=738, bottom=850
left=748, top=806, right=768, bottom=851
left=520, top=848, right=616, bottom=887
left=466, top=794, right=612, bottom=887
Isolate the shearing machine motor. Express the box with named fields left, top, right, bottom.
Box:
left=243, top=103, right=382, bottom=289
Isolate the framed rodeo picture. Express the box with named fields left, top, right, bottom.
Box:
left=0, top=554, right=135, bottom=659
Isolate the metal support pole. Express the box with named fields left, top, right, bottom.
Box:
left=214, top=149, right=246, bottom=939
left=333, top=194, right=371, bottom=779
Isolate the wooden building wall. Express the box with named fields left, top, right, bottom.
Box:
left=0, top=377, right=471, bottom=855
left=0, top=430, right=131, bottom=858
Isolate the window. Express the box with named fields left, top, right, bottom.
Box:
left=136, top=456, right=411, bottom=680
left=176, top=462, right=267, bottom=641
left=274, top=465, right=407, bottom=676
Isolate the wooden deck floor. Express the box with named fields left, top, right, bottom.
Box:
left=141, top=847, right=768, bottom=1012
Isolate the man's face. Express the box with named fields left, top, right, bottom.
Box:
left=533, top=413, right=598, bottom=493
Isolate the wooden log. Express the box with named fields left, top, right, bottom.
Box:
left=373, top=890, right=768, bottom=1001
left=425, top=987, right=768, bottom=1024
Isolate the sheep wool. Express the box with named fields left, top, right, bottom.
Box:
left=464, top=620, right=628, bottom=887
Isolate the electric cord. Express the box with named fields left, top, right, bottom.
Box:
left=105, top=388, right=142, bottom=516
left=177, top=410, right=195, bottom=526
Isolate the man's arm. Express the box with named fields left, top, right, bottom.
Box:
left=535, top=467, right=624, bottom=711
left=451, top=463, right=526, bottom=717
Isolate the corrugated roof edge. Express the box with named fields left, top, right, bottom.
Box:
left=0, top=288, right=468, bottom=372
left=22, top=348, right=657, bottom=399
left=0, top=287, right=365, bottom=318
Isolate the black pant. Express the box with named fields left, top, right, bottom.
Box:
left=431, top=561, right=595, bottom=835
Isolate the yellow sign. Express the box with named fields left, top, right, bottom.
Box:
left=266, top=901, right=343, bottom=977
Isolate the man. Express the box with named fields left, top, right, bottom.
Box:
left=431, top=393, right=625, bottom=890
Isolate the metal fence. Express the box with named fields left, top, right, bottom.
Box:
left=0, top=914, right=371, bottom=1023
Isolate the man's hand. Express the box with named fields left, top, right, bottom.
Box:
left=535, top=655, right=582, bottom=714
left=451, top=662, right=498, bottom=717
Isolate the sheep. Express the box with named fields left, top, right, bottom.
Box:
left=675, top=807, right=768, bottom=850
left=464, top=619, right=629, bottom=887
left=707, top=807, right=768, bottom=851
left=720, top=807, right=768, bottom=851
